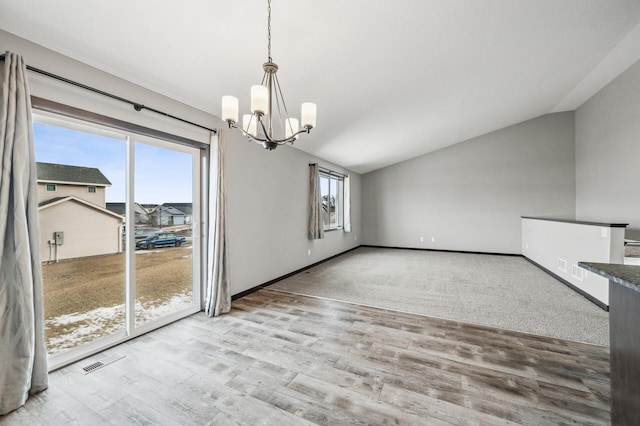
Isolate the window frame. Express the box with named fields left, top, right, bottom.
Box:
left=32, top=108, right=203, bottom=371
left=87, top=185, right=97, bottom=193
left=319, top=171, right=344, bottom=231
left=45, top=183, right=57, bottom=192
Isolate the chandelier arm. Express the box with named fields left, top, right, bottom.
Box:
left=272, top=74, right=291, bottom=137
left=228, top=120, right=309, bottom=145
left=275, top=128, right=311, bottom=145
left=272, top=74, right=292, bottom=120
left=228, top=121, right=271, bottom=144
left=266, top=72, right=274, bottom=138
left=256, top=114, right=274, bottom=142
left=277, top=127, right=310, bottom=143
left=272, top=80, right=285, bottom=136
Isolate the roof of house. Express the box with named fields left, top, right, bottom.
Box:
left=163, top=203, right=193, bottom=215
left=37, top=162, right=111, bottom=186
left=106, top=202, right=151, bottom=215
left=105, top=202, right=126, bottom=215
left=38, top=196, right=68, bottom=208
left=136, top=203, right=192, bottom=215
left=154, top=205, right=186, bottom=216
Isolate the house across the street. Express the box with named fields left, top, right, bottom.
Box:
left=162, top=202, right=192, bottom=225
left=149, top=204, right=187, bottom=226
left=106, top=202, right=192, bottom=227
left=37, top=162, right=124, bottom=262
left=106, top=202, right=152, bottom=225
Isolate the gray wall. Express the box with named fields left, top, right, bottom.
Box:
left=575, top=60, right=640, bottom=240
left=226, top=136, right=360, bottom=295
left=362, top=112, right=576, bottom=254
left=1, top=29, right=361, bottom=297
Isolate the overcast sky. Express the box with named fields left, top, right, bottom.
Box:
left=33, top=121, right=193, bottom=204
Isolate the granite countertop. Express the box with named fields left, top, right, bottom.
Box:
left=579, top=262, right=640, bottom=293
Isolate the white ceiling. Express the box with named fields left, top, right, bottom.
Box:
left=1, top=1, right=640, bottom=174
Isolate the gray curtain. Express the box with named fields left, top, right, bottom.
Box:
left=204, top=131, right=230, bottom=317
left=308, top=163, right=324, bottom=240
left=343, top=175, right=352, bottom=233
left=0, top=52, right=49, bottom=415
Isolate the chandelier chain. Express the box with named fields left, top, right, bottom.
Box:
left=267, top=0, right=272, bottom=61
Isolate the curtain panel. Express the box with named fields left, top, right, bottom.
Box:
left=0, top=52, right=49, bottom=415
left=204, top=131, right=231, bottom=317
left=343, top=175, right=352, bottom=233
left=308, top=163, right=324, bottom=240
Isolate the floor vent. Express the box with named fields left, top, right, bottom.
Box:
left=81, top=354, right=125, bottom=375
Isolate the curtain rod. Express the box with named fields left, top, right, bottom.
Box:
left=309, top=163, right=348, bottom=178
left=0, top=53, right=216, bottom=134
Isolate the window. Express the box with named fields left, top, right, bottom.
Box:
left=320, top=171, right=344, bottom=230
left=45, top=183, right=56, bottom=192
left=87, top=185, right=96, bottom=193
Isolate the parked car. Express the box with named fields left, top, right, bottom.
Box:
left=122, top=227, right=162, bottom=248
left=134, top=227, right=162, bottom=242
left=136, top=232, right=186, bottom=250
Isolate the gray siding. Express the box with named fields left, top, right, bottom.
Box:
left=39, top=200, right=123, bottom=261
left=38, top=182, right=106, bottom=207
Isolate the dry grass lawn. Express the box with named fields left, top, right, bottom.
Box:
left=42, top=245, right=192, bottom=353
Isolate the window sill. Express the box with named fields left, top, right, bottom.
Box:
left=323, top=227, right=344, bottom=233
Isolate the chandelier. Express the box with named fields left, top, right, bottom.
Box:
left=221, top=0, right=316, bottom=150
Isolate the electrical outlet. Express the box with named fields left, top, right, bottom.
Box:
left=420, top=236, right=424, bottom=242
left=525, top=243, right=528, bottom=249
left=354, top=235, right=357, bottom=241
left=307, top=249, right=311, bottom=256
left=431, top=237, right=435, bottom=243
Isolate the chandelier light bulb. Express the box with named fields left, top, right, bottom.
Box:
left=301, top=103, right=317, bottom=129
left=251, top=85, right=268, bottom=114
left=221, top=96, right=239, bottom=123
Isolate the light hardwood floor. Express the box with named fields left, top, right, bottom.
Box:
left=3, top=289, right=610, bottom=425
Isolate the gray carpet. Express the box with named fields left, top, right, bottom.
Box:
left=270, top=247, right=609, bottom=346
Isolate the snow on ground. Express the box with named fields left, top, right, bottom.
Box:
left=45, top=292, right=193, bottom=356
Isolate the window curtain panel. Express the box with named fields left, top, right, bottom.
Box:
left=308, top=163, right=324, bottom=240
left=0, top=52, right=49, bottom=415
left=343, top=175, right=352, bottom=233
left=204, top=131, right=231, bottom=317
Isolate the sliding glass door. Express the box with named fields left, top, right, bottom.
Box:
left=34, top=115, right=127, bottom=357
left=33, top=112, right=201, bottom=367
left=133, top=140, right=198, bottom=327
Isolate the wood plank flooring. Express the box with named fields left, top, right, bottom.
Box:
left=2, top=289, right=610, bottom=425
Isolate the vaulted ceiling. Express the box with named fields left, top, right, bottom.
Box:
left=1, top=1, right=640, bottom=173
